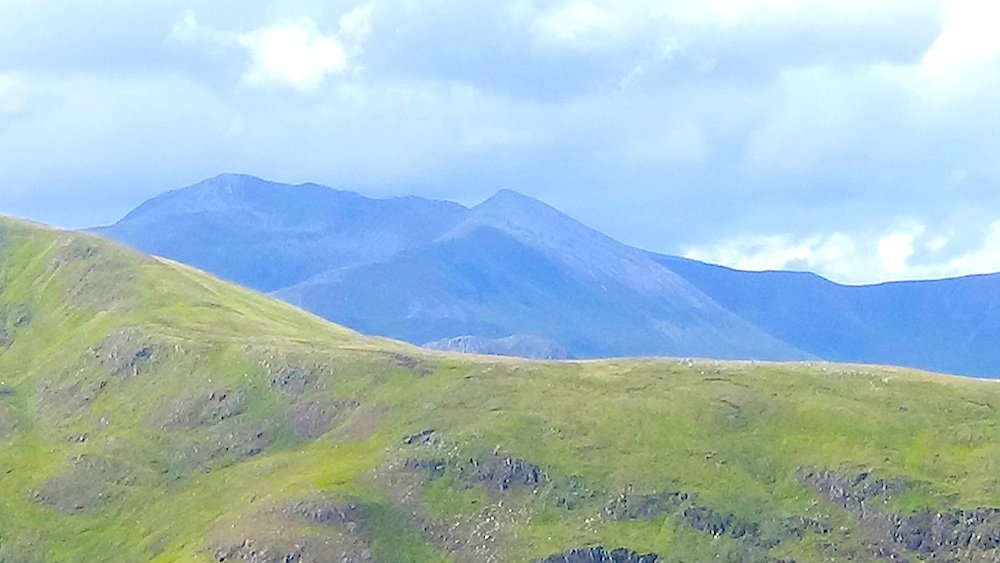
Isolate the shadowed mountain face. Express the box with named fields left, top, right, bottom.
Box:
left=98, top=174, right=1000, bottom=376
left=276, top=191, right=805, bottom=360
left=95, top=174, right=466, bottom=292
left=659, top=256, right=1000, bottom=377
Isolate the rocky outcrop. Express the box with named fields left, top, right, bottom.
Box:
left=801, top=467, right=1000, bottom=560
left=401, top=432, right=547, bottom=493
left=282, top=499, right=367, bottom=527
left=28, top=455, right=134, bottom=515
left=213, top=541, right=303, bottom=563
left=259, top=357, right=361, bottom=440
left=214, top=499, right=375, bottom=563
left=287, top=398, right=358, bottom=440
left=605, top=490, right=690, bottom=520
left=605, top=487, right=830, bottom=554
left=92, top=328, right=162, bottom=378
left=266, top=364, right=326, bottom=395
left=390, top=353, right=433, bottom=376
left=472, top=454, right=545, bottom=491
left=799, top=468, right=912, bottom=517
left=538, top=546, right=658, bottom=563
left=160, top=389, right=248, bottom=429
left=0, top=303, right=31, bottom=348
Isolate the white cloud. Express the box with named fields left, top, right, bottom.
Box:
left=683, top=220, right=1000, bottom=285
left=337, top=4, right=375, bottom=54
left=925, top=233, right=951, bottom=252
left=922, top=0, right=1000, bottom=71
left=237, top=21, right=348, bottom=90
left=876, top=227, right=922, bottom=278
left=531, top=1, right=620, bottom=49
left=936, top=221, right=1000, bottom=275
left=171, top=5, right=374, bottom=92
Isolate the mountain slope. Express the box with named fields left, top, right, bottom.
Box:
left=8, top=216, right=1000, bottom=561
left=660, top=255, right=1000, bottom=377
left=278, top=192, right=808, bottom=360
left=94, top=174, right=466, bottom=291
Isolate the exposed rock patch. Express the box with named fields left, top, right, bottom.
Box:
left=390, top=353, right=432, bottom=377
left=213, top=540, right=305, bottom=563
left=403, top=458, right=448, bottom=477
left=288, top=398, right=358, bottom=440
left=388, top=436, right=557, bottom=561
left=605, top=489, right=690, bottom=520
left=469, top=453, right=545, bottom=491
left=801, top=467, right=1000, bottom=560
left=605, top=487, right=825, bottom=553
left=35, top=329, right=169, bottom=422
left=213, top=537, right=373, bottom=563
left=45, top=237, right=137, bottom=309
left=423, top=334, right=569, bottom=360
left=0, top=405, right=18, bottom=440
left=281, top=499, right=368, bottom=527
left=800, top=468, right=912, bottom=518
left=538, top=546, right=658, bottom=563
left=259, top=356, right=364, bottom=441
left=160, top=389, right=248, bottom=429
left=681, top=505, right=768, bottom=544
left=169, top=423, right=274, bottom=473
left=213, top=498, right=375, bottom=563
left=28, top=455, right=134, bottom=515
left=401, top=433, right=546, bottom=492
left=548, top=474, right=598, bottom=510
left=402, top=428, right=437, bottom=446
left=335, top=405, right=383, bottom=442
left=35, top=377, right=106, bottom=418
left=0, top=303, right=31, bottom=348
left=266, top=363, right=329, bottom=395
left=92, top=328, right=163, bottom=378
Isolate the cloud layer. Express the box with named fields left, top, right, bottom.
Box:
left=0, top=0, right=998, bottom=283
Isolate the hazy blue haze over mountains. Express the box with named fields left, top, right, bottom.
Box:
left=98, top=175, right=466, bottom=292
left=96, top=174, right=1000, bottom=377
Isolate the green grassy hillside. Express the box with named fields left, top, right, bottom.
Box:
left=4, top=216, right=1000, bottom=562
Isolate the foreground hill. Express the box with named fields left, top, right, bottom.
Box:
left=7, top=217, right=1000, bottom=561
left=96, top=174, right=1000, bottom=376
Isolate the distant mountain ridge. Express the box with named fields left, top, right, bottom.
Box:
left=96, top=174, right=1000, bottom=376
left=97, top=174, right=465, bottom=291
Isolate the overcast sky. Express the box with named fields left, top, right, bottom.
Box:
left=1, top=0, right=998, bottom=284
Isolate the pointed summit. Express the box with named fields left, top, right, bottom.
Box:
left=477, top=188, right=549, bottom=209
left=457, top=188, right=594, bottom=244
left=475, top=188, right=563, bottom=219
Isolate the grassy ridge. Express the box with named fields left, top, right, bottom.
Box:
left=3, top=217, right=1000, bottom=562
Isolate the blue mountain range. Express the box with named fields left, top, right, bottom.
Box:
left=94, top=174, right=1000, bottom=377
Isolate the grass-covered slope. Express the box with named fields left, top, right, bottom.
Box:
left=5, top=216, right=1000, bottom=562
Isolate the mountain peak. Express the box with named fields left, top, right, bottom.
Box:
left=483, top=188, right=538, bottom=202
left=196, top=172, right=272, bottom=190
left=477, top=188, right=552, bottom=213
left=470, top=188, right=575, bottom=234
left=444, top=187, right=638, bottom=267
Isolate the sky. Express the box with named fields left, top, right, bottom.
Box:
left=1, top=0, right=999, bottom=284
